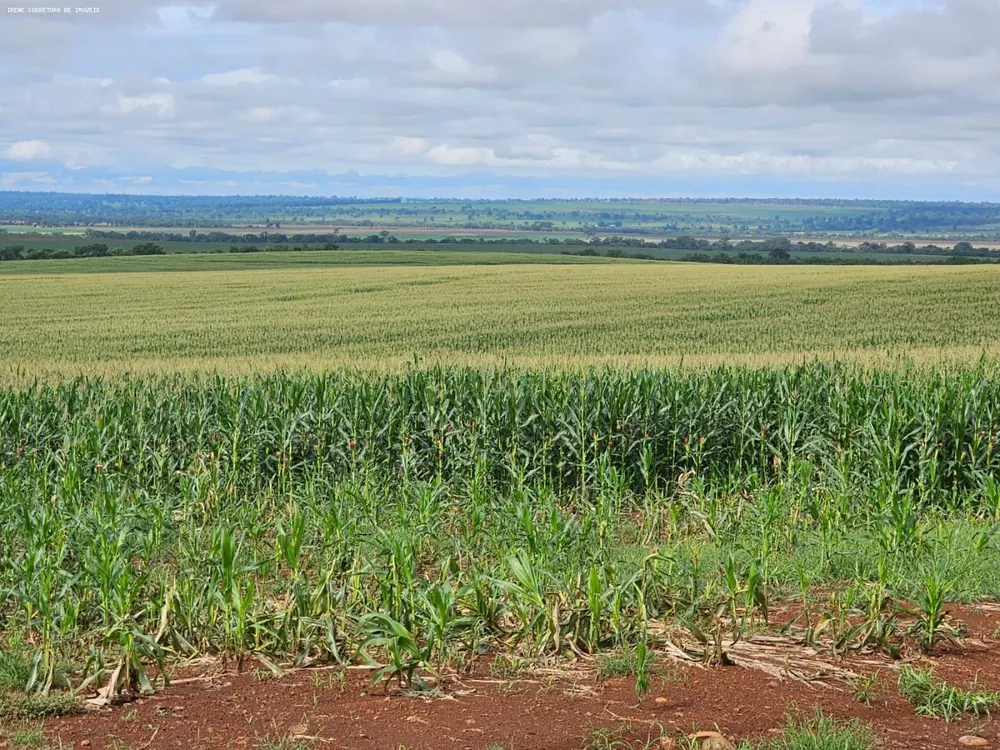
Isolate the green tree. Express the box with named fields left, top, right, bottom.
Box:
left=0, top=244, right=24, bottom=261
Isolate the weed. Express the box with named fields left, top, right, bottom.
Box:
left=897, top=666, right=1000, bottom=721
left=489, top=654, right=527, bottom=680
left=598, top=649, right=641, bottom=679
left=0, top=692, right=81, bottom=721
left=850, top=672, right=882, bottom=706
left=7, top=727, right=46, bottom=749
left=581, top=720, right=666, bottom=750
left=738, top=712, right=877, bottom=749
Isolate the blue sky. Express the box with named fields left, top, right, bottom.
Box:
left=1, top=0, right=998, bottom=200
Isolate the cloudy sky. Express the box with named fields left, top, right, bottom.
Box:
left=1, top=0, right=998, bottom=199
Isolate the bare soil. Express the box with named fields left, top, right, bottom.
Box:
left=42, top=606, right=1000, bottom=750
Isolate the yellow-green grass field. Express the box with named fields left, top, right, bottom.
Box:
left=3, top=259, right=1000, bottom=378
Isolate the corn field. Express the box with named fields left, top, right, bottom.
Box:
left=6, top=262, right=1000, bottom=378
left=2, top=365, right=999, bottom=696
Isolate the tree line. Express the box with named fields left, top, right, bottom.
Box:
left=0, top=243, right=165, bottom=261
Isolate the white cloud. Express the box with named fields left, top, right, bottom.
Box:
left=0, top=171, right=54, bottom=188
left=121, top=175, right=154, bottom=184
left=117, top=93, right=176, bottom=117
left=200, top=67, right=277, bottom=86
left=0, top=0, right=998, bottom=197
left=712, top=0, right=817, bottom=76
left=427, top=50, right=498, bottom=85
left=245, top=107, right=280, bottom=122
left=328, top=77, right=371, bottom=91
left=389, top=137, right=430, bottom=156
left=4, top=140, right=51, bottom=162
left=210, top=0, right=697, bottom=28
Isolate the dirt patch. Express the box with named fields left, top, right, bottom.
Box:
left=44, top=606, right=1000, bottom=750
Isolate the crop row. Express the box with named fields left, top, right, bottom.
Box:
left=1, top=365, right=999, bottom=697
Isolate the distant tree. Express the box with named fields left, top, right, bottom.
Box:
left=74, top=243, right=109, bottom=257
left=0, top=245, right=24, bottom=261
left=131, top=242, right=165, bottom=255
left=769, top=247, right=791, bottom=261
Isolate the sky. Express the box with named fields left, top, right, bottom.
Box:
left=1, top=0, right=999, bottom=200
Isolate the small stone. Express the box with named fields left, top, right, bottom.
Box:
left=80, top=743, right=91, bottom=748
left=289, top=724, right=308, bottom=736
left=465, top=718, right=477, bottom=725
left=959, top=737, right=989, bottom=747
left=655, top=697, right=669, bottom=705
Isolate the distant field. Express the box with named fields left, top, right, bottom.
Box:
left=0, top=232, right=985, bottom=266
left=5, top=193, right=1000, bottom=238
left=4, top=259, right=1000, bottom=378
left=0, top=248, right=619, bottom=275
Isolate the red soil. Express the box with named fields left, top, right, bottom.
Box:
left=42, top=606, right=1000, bottom=750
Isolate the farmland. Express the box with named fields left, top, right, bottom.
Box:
left=5, top=365, right=1000, bottom=749
left=4, top=260, right=1000, bottom=379
left=3, top=231, right=993, bottom=266
left=5, top=193, right=1000, bottom=239
left=4, top=256, right=1000, bottom=749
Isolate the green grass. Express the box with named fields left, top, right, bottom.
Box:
left=896, top=666, right=1000, bottom=721
left=738, top=714, right=877, bottom=749
left=0, top=636, right=78, bottom=724
left=0, top=640, right=34, bottom=692
left=5, top=727, right=46, bottom=748
left=597, top=648, right=656, bottom=679
left=0, top=692, right=81, bottom=721
left=0, top=247, right=620, bottom=275
left=5, top=262, right=1000, bottom=378
left=580, top=721, right=667, bottom=750
left=577, top=714, right=877, bottom=750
